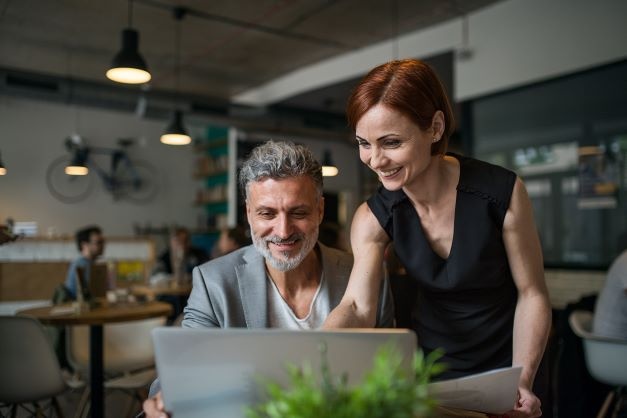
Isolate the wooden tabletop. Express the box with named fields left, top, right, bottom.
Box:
left=17, top=300, right=172, bottom=326
left=131, top=283, right=192, bottom=298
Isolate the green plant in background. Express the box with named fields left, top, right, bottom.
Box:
left=246, top=343, right=446, bottom=418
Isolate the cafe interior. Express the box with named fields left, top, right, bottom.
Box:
left=1, top=0, right=626, bottom=417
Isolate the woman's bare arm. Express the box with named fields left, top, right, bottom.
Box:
left=323, top=202, right=390, bottom=328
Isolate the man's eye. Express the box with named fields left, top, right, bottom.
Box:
left=258, top=212, right=274, bottom=218
left=292, top=212, right=307, bottom=219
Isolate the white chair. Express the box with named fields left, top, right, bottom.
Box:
left=66, top=317, right=166, bottom=418
left=569, top=310, right=627, bottom=418
left=0, top=315, right=68, bottom=417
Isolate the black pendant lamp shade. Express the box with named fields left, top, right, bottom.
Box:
left=321, top=149, right=339, bottom=177
left=65, top=148, right=89, bottom=176
left=160, top=110, right=191, bottom=145
left=0, top=152, right=6, bottom=175
left=106, top=28, right=151, bottom=84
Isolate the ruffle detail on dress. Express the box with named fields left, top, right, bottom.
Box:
left=456, top=184, right=507, bottom=210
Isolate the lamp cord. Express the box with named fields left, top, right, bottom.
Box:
left=128, top=0, right=134, bottom=28
left=174, top=8, right=186, bottom=104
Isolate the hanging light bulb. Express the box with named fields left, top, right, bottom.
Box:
left=106, top=0, right=151, bottom=84
left=65, top=148, right=89, bottom=176
left=160, top=110, right=191, bottom=145
left=0, top=152, right=7, bottom=176
left=321, top=149, right=339, bottom=177
left=160, top=7, right=191, bottom=146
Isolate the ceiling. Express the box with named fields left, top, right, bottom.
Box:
left=0, top=0, right=503, bottom=131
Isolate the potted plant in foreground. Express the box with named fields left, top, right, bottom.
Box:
left=247, top=344, right=445, bottom=418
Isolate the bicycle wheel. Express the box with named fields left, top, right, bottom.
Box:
left=115, top=159, right=160, bottom=204
left=46, top=156, right=95, bottom=203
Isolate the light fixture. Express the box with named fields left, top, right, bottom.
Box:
left=0, top=151, right=6, bottom=175
left=161, top=110, right=191, bottom=145
left=321, top=149, right=339, bottom=177
left=65, top=148, right=89, bottom=176
left=160, top=7, right=191, bottom=146
left=106, top=0, right=151, bottom=84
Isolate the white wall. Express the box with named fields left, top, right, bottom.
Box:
left=0, top=96, right=362, bottom=238
left=234, top=0, right=627, bottom=105
left=0, top=95, right=201, bottom=236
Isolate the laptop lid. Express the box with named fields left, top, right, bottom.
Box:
left=152, top=328, right=417, bottom=418
left=88, top=264, right=108, bottom=299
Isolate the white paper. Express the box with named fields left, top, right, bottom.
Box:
left=428, top=366, right=522, bottom=414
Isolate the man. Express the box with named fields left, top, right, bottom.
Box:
left=593, top=249, right=627, bottom=339
left=153, top=227, right=208, bottom=281
left=211, top=225, right=250, bottom=258
left=143, top=140, right=393, bottom=417
left=64, top=225, right=105, bottom=299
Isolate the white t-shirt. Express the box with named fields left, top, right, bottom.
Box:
left=267, top=273, right=330, bottom=329
left=593, top=250, right=627, bottom=339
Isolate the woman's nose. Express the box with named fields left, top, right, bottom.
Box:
left=369, top=147, right=385, bottom=169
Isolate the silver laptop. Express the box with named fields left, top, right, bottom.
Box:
left=152, top=328, right=416, bottom=418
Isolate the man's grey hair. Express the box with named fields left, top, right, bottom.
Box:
left=239, top=140, right=323, bottom=199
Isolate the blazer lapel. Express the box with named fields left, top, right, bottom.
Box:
left=235, top=248, right=269, bottom=328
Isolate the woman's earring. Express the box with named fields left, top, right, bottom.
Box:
left=432, top=137, right=438, bottom=143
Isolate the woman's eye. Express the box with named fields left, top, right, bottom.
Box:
left=356, top=139, right=370, bottom=149
left=382, top=139, right=402, bottom=148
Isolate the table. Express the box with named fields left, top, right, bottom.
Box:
left=130, top=283, right=192, bottom=299
left=18, top=301, right=172, bottom=418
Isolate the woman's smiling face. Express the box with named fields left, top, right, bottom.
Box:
left=355, top=104, right=437, bottom=191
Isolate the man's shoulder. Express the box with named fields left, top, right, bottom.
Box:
left=198, top=245, right=260, bottom=273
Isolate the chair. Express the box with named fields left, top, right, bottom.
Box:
left=569, top=310, right=627, bottom=418
left=0, top=315, right=68, bottom=417
left=66, top=317, right=166, bottom=418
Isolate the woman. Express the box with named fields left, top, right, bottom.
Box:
left=324, top=59, right=551, bottom=418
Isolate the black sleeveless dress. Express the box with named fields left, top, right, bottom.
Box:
left=367, top=153, right=518, bottom=379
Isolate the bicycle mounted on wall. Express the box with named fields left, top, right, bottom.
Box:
left=46, top=136, right=159, bottom=204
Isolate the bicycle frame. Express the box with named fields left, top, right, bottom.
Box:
left=47, top=139, right=159, bottom=204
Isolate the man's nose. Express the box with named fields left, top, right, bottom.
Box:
left=274, top=214, right=293, bottom=238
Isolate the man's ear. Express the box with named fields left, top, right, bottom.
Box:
left=318, top=196, right=325, bottom=225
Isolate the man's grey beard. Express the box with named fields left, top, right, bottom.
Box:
left=251, top=230, right=318, bottom=272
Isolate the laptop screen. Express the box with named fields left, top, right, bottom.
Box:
left=152, top=328, right=416, bottom=418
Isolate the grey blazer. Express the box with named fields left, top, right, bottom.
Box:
left=182, top=243, right=394, bottom=328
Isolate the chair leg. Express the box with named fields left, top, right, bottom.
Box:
left=598, top=390, right=615, bottom=418
left=72, top=387, right=90, bottom=418
left=52, top=397, right=65, bottom=418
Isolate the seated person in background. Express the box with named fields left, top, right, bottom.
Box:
left=143, top=140, right=394, bottom=417
left=211, top=225, right=250, bottom=258
left=64, top=225, right=105, bottom=299
left=317, top=221, right=347, bottom=251
left=151, top=227, right=208, bottom=322
left=153, top=227, right=208, bottom=281
left=593, top=249, right=627, bottom=339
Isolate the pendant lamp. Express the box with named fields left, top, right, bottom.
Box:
left=321, top=149, right=339, bottom=177
left=65, top=148, right=89, bottom=176
left=0, top=152, right=6, bottom=176
left=106, top=0, right=151, bottom=84
left=161, top=8, right=191, bottom=145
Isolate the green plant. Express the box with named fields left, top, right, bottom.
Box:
left=246, top=344, right=445, bottom=418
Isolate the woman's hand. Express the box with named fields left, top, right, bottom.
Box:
left=142, top=391, right=170, bottom=418
left=487, top=387, right=542, bottom=418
